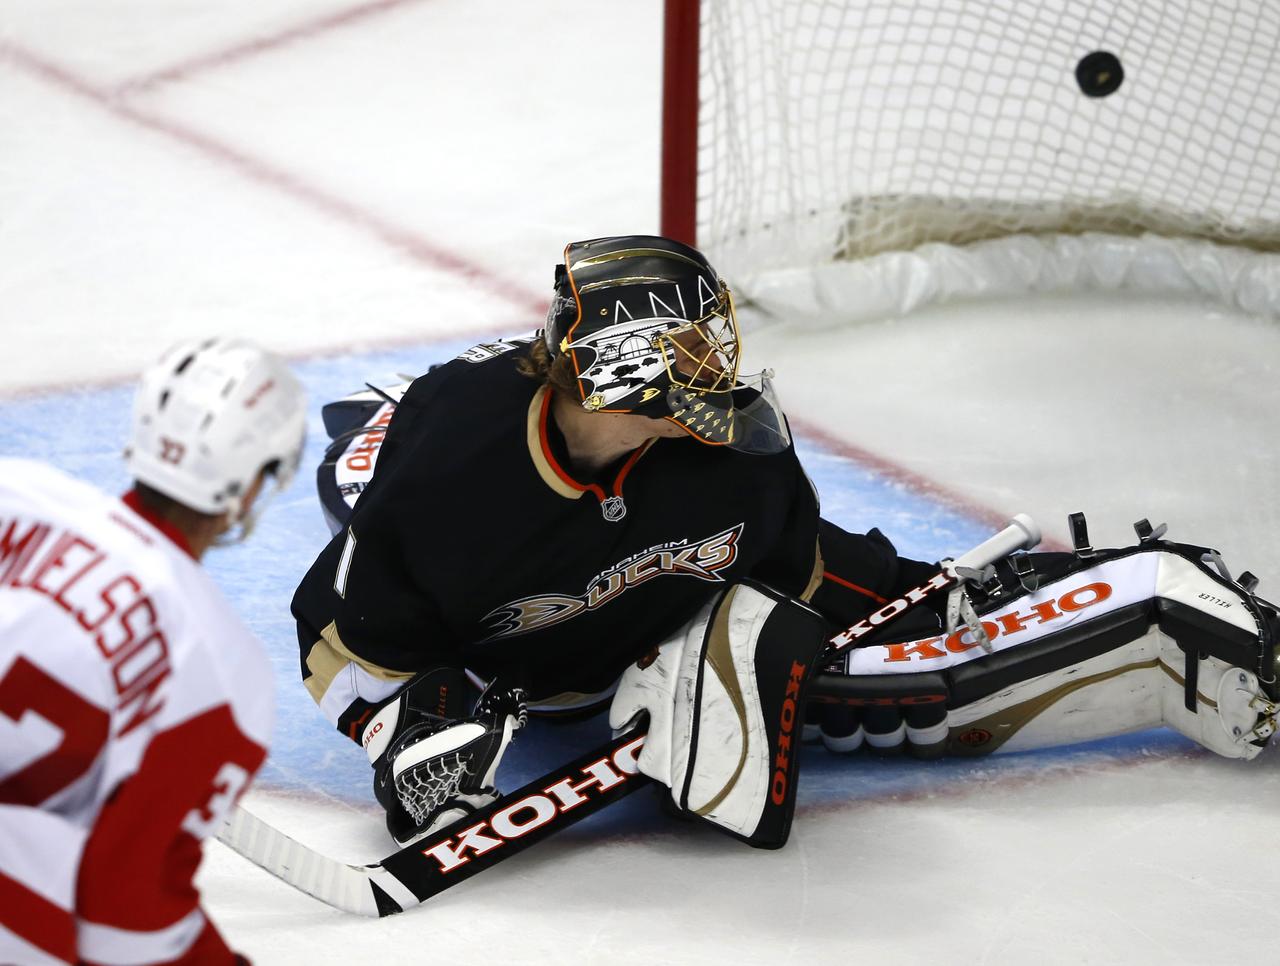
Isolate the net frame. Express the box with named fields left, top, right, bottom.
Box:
left=660, top=0, right=1280, bottom=320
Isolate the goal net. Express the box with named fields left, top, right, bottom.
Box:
left=661, top=0, right=1280, bottom=321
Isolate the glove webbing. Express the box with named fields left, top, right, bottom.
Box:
left=395, top=753, right=472, bottom=825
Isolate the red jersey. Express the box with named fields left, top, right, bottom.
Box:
left=0, top=459, right=273, bottom=965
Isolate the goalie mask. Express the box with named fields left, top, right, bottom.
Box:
left=125, top=338, right=307, bottom=542
left=544, top=235, right=790, bottom=455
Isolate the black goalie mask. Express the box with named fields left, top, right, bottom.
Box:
left=544, top=235, right=790, bottom=455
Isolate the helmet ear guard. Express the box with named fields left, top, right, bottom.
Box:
left=544, top=264, right=577, bottom=355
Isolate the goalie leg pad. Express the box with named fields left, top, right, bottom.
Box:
left=608, top=581, right=829, bottom=848
left=946, top=628, right=1268, bottom=758
left=820, top=542, right=1278, bottom=760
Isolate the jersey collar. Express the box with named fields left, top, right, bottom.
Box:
left=526, top=386, right=652, bottom=508
left=121, top=489, right=197, bottom=558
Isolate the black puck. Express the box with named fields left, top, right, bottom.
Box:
left=1076, top=50, right=1124, bottom=97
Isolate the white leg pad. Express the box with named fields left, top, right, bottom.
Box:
left=949, top=628, right=1265, bottom=760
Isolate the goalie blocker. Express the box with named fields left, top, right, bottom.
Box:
left=609, top=580, right=830, bottom=849
left=810, top=515, right=1280, bottom=761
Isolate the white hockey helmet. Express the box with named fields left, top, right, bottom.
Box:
left=125, top=338, right=307, bottom=532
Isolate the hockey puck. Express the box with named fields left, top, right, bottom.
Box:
left=1076, top=50, right=1124, bottom=97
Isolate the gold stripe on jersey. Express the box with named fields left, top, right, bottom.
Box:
left=800, top=538, right=824, bottom=603
left=303, top=620, right=416, bottom=706
left=526, top=386, right=586, bottom=500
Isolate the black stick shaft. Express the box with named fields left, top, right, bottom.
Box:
left=375, top=728, right=651, bottom=911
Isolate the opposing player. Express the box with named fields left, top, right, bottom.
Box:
left=292, top=235, right=1280, bottom=853
left=0, top=339, right=306, bottom=965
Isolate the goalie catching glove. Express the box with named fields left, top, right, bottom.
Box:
left=361, top=669, right=527, bottom=846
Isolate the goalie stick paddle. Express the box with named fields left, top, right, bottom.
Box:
left=218, top=729, right=653, bottom=917
left=219, top=514, right=1041, bottom=916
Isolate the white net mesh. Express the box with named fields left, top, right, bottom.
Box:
left=696, top=0, right=1280, bottom=280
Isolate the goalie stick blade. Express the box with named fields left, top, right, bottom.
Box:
left=217, top=804, right=417, bottom=917
left=218, top=729, right=651, bottom=917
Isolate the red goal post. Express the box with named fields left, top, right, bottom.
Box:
left=660, top=0, right=1280, bottom=323
left=661, top=0, right=699, bottom=248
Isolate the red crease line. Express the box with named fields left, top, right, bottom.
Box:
left=790, top=416, right=1070, bottom=553
left=113, top=0, right=429, bottom=95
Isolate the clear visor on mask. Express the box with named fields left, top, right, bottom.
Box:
left=665, top=369, right=791, bottom=455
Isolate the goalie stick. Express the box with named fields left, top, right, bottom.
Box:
left=218, top=729, right=651, bottom=917
left=218, top=514, right=1041, bottom=916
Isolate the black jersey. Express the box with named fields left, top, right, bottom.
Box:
left=293, top=341, right=935, bottom=732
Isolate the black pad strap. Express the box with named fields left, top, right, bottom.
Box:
left=1068, top=512, right=1094, bottom=557
left=1184, top=646, right=1200, bottom=713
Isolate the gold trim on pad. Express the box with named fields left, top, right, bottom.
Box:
left=948, top=658, right=1216, bottom=756
left=692, top=586, right=751, bottom=816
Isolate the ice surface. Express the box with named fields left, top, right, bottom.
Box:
left=4, top=1, right=1280, bottom=963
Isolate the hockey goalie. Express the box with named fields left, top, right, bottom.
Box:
left=291, top=234, right=1280, bottom=855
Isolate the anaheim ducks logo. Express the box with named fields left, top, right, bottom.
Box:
left=481, top=523, right=744, bottom=641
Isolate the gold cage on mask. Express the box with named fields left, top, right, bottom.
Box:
left=652, top=284, right=741, bottom=396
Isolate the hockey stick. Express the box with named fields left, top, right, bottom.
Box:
left=218, top=729, right=650, bottom=917
left=218, top=514, right=1041, bottom=916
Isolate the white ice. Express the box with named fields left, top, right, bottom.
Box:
left=3, top=2, right=1280, bottom=964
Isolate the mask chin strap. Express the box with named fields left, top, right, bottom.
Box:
left=211, top=460, right=296, bottom=547
left=214, top=494, right=267, bottom=546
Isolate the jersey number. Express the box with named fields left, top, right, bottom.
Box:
left=0, top=656, right=110, bottom=806
left=334, top=527, right=356, bottom=598
left=180, top=761, right=250, bottom=838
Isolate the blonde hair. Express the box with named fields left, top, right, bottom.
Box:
left=516, top=337, right=581, bottom=398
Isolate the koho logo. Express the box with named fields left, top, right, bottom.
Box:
left=956, top=728, right=992, bottom=748
left=881, top=581, right=1114, bottom=664
left=420, top=734, right=644, bottom=874
left=770, top=661, right=805, bottom=805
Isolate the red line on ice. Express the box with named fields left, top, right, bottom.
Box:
left=0, top=42, right=547, bottom=321
left=0, top=45, right=1047, bottom=551
left=789, top=416, right=1070, bottom=552
left=114, top=0, right=430, bottom=95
